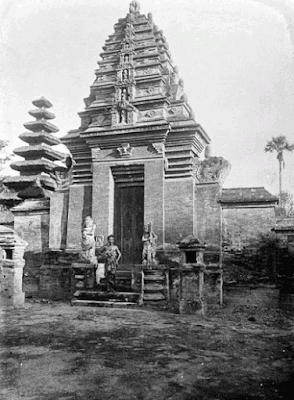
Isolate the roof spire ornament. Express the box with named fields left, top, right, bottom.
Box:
left=3, top=97, right=68, bottom=197
left=129, top=1, right=140, bottom=14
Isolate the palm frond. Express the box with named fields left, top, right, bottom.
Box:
left=264, top=135, right=294, bottom=153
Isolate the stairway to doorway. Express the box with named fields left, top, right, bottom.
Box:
left=71, top=263, right=170, bottom=307
left=141, top=268, right=170, bottom=302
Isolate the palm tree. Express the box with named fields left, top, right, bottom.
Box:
left=264, top=135, right=294, bottom=206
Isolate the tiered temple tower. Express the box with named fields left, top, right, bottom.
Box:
left=4, top=97, right=64, bottom=197
left=61, top=1, right=230, bottom=264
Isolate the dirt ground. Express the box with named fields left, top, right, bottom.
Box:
left=0, top=299, right=293, bottom=400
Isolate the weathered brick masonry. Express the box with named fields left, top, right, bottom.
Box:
left=221, top=188, right=278, bottom=282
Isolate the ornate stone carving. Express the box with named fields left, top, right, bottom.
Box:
left=164, top=157, right=169, bottom=171
left=129, top=1, right=140, bottom=14
left=120, top=87, right=129, bottom=101
left=148, top=12, right=153, bottom=23
left=118, top=109, right=128, bottom=124
left=79, top=216, right=97, bottom=264
left=117, top=143, right=134, bottom=158
left=96, top=234, right=104, bottom=247
left=123, top=53, right=131, bottom=63
left=151, top=142, right=164, bottom=154
left=170, top=69, right=179, bottom=85
left=111, top=106, right=118, bottom=126
left=122, top=68, right=130, bottom=80
left=136, top=68, right=158, bottom=77
left=49, top=155, right=75, bottom=191
left=205, top=145, right=211, bottom=159
left=91, top=147, right=101, bottom=160
left=95, top=114, right=106, bottom=125
left=96, top=75, right=105, bottom=82
left=144, top=110, right=155, bottom=118
left=138, top=108, right=161, bottom=121
left=142, top=222, right=157, bottom=268
left=194, top=156, right=231, bottom=185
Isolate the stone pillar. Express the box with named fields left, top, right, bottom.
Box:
left=92, top=163, right=113, bottom=239
left=144, top=159, right=165, bottom=245
left=0, top=226, right=28, bottom=308
left=11, top=198, right=50, bottom=297
left=195, top=182, right=222, bottom=248
left=49, top=191, right=69, bottom=250
left=177, top=235, right=207, bottom=315
left=66, top=184, right=92, bottom=250
left=179, top=265, right=205, bottom=315
left=165, top=178, right=195, bottom=244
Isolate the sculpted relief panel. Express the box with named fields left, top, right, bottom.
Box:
left=194, top=152, right=231, bottom=185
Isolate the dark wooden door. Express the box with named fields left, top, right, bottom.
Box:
left=114, top=185, right=144, bottom=264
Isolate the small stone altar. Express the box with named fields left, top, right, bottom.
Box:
left=177, top=235, right=207, bottom=315
left=0, top=226, right=28, bottom=308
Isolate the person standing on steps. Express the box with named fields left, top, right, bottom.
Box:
left=101, top=235, right=121, bottom=292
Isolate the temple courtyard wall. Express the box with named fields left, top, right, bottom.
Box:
left=221, top=203, right=276, bottom=282
left=0, top=182, right=283, bottom=304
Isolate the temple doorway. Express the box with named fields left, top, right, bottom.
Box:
left=112, top=165, right=144, bottom=265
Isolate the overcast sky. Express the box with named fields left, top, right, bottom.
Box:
left=1, top=0, right=294, bottom=196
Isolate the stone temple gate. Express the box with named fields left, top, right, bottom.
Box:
left=0, top=1, right=243, bottom=309
left=60, top=1, right=230, bottom=261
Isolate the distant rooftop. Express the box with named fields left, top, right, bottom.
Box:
left=220, top=187, right=278, bottom=204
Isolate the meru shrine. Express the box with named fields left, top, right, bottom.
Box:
left=1, top=1, right=291, bottom=312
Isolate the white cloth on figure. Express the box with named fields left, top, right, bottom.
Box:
left=96, top=263, right=105, bottom=284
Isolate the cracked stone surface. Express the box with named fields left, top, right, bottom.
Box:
left=0, top=301, right=293, bottom=400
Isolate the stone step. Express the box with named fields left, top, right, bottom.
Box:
left=144, top=283, right=165, bottom=291
left=73, top=290, right=140, bottom=303
left=74, top=275, right=84, bottom=279
left=143, top=293, right=165, bottom=301
left=143, top=275, right=165, bottom=281
left=71, top=300, right=138, bottom=308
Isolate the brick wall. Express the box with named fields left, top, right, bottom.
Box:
left=222, top=206, right=276, bottom=282
left=13, top=199, right=50, bottom=297
left=195, top=183, right=222, bottom=249
left=144, top=159, right=164, bottom=244
left=92, top=163, right=113, bottom=239
left=164, top=178, right=195, bottom=244
left=66, top=184, right=92, bottom=250
left=49, top=192, right=69, bottom=250
left=223, top=284, right=279, bottom=308
left=39, top=265, right=72, bottom=300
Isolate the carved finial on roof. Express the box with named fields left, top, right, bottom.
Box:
left=205, top=145, right=211, bottom=159
left=148, top=12, right=153, bottom=22
left=129, top=1, right=140, bottom=13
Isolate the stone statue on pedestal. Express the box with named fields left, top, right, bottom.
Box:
left=79, top=216, right=97, bottom=264
left=142, top=222, right=157, bottom=268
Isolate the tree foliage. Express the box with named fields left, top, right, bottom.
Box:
left=279, top=191, right=294, bottom=217
left=264, top=135, right=294, bottom=206
left=264, top=135, right=294, bottom=163
left=0, top=140, right=12, bottom=175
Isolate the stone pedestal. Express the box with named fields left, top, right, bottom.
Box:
left=177, top=234, right=207, bottom=315
left=204, top=249, right=223, bottom=307
left=179, top=264, right=205, bottom=315
left=11, top=198, right=50, bottom=297
left=71, top=262, right=96, bottom=295
left=0, top=226, right=28, bottom=308
left=204, top=266, right=223, bottom=307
